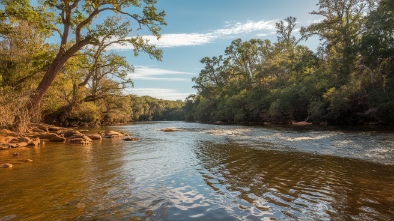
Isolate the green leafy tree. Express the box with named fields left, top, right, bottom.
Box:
left=2, top=0, right=166, bottom=118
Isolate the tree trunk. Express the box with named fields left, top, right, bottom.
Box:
left=27, top=38, right=92, bottom=121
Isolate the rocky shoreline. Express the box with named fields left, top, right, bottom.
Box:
left=0, top=123, right=136, bottom=168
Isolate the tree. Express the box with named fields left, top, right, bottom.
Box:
left=301, top=0, right=374, bottom=85
left=1, top=0, right=166, bottom=119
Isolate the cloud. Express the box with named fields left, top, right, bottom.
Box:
left=124, top=88, right=191, bottom=100
left=213, top=20, right=276, bottom=36
left=129, top=66, right=193, bottom=82
left=109, top=19, right=277, bottom=50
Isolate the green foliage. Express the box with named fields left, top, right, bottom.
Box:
left=0, top=0, right=167, bottom=127
left=185, top=1, right=394, bottom=125
left=130, top=96, right=185, bottom=121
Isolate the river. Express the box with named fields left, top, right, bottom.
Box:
left=0, top=121, right=393, bottom=220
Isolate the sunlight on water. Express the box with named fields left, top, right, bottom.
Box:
left=0, top=122, right=393, bottom=220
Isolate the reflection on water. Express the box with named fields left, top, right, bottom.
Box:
left=0, top=122, right=393, bottom=220
left=196, top=141, right=394, bottom=220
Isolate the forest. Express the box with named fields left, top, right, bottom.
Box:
left=184, top=0, right=394, bottom=125
left=1, top=0, right=394, bottom=132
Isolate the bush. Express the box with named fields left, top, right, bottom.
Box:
left=68, top=102, right=101, bottom=126
left=0, top=88, right=32, bottom=133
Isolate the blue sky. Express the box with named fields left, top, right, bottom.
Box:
left=114, top=0, right=323, bottom=100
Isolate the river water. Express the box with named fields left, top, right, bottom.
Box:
left=0, top=122, right=393, bottom=220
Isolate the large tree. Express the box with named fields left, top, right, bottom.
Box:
left=1, top=0, right=166, bottom=119
left=301, top=0, right=375, bottom=85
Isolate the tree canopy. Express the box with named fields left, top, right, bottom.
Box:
left=185, top=0, right=394, bottom=125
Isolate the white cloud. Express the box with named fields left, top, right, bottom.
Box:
left=109, top=19, right=277, bottom=50
left=129, top=66, right=193, bottom=82
left=124, top=88, right=191, bottom=100
left=144, top=33, right=215, bottom=48
left=256, top=33, right=269, bottom=37
left=213, top=20, right=276, bottom=36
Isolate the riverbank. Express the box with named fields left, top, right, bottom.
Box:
left=0, top=123, right=135, bottom=168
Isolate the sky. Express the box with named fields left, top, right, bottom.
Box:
left=113, top=0, right=323, bottom=100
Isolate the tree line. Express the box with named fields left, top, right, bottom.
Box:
left=184, top=0, right=394, bottom=125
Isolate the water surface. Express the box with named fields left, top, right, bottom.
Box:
left=0, top=122, right=393, bottom=220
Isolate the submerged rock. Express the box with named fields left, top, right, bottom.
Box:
left=66, top=134, right=92, bottom=145
left=27, top=138, right=40, bottom=146
left=0, top=163, right=13, bottom=168
left=160, top=128, right=178, bottom=132
left=103, top=131, right=124, bottom=138
left=9, top=142, right=28, bottom=148
left=123, top=137, right=137, bottom=141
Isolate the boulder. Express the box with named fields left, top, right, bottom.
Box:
left=27, top=138, right=40, bottom=146
left=0, top=163, right=13, bottom=168
left=31, top=128, right=46, bottom=133
left=0, top=143, right=10, bottom=150
left=12, top=152, right=20, bottom=157
left=68, top=134, right=92, bottom=141
left=9, top=142, right=28, bottom=148
left=0, top=129, right=17, bottom=137
left=49, top=135, right=66, bottom=142
left=21, top=159, right=33, bottom=162
left=86, top=134, right=102, bottom=140
left=66, top=134, right=92, bottom=145
left=67, top=138, right=91, bottom=145
left=32, top=123, right=49, bottom=132
left=37, top=133, right=58, bottom=140
left=104, top=131, right=123, bottom=138
left=48, top=126, right=62, bottom=132
left=0, top=135, right=15, bottom=143
left=160, top=128, right=178, bottom=132
left=123, top=137, right=137, bottom=141
left=17, top=137, right=32, bottom=143
left=63, top=130, right=82, bottom=138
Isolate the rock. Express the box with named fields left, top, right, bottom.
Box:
left=85, top=134, right=102, bottom=140
left=49, top=135, right=66, bottom=142
left=48, top=126, right=62, bottom=132
left=160, top=128, right=178, bottom=132
left=0, top=143, right=10, bottom=150
left=67, top=138, right=91, bottom=145
left=17, top=137, right=32, bottom=143
left=291, top=121, right=313, bottom=126
left=123, top=137, right=137, bottom=141
left=27, top=138, right=40, bottom=146
left=0, top=163, right=13, bottom=168
left=0, top=136, right=6, bottom=143
left=9, top=137, right=19, bottom=143
left=66, top=134, right=92, bottom=145
left=31, top=123, right=49, bottom=132
left=63, top=130, right=82, bottom=138
left=21, top=159, right=33, bottom=162
left=12, top=152, right=19, bottom=157
left=0, top=129, right=17, bottom=137
left=32, top=128, right=46, bottom=133
left=37, top=133, right=58, bottom=140
left=9, top=142, right=28, bottom=148
left=68, top=134, right=92, bottom=141
left=104, top=131, right=123, bottom=138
